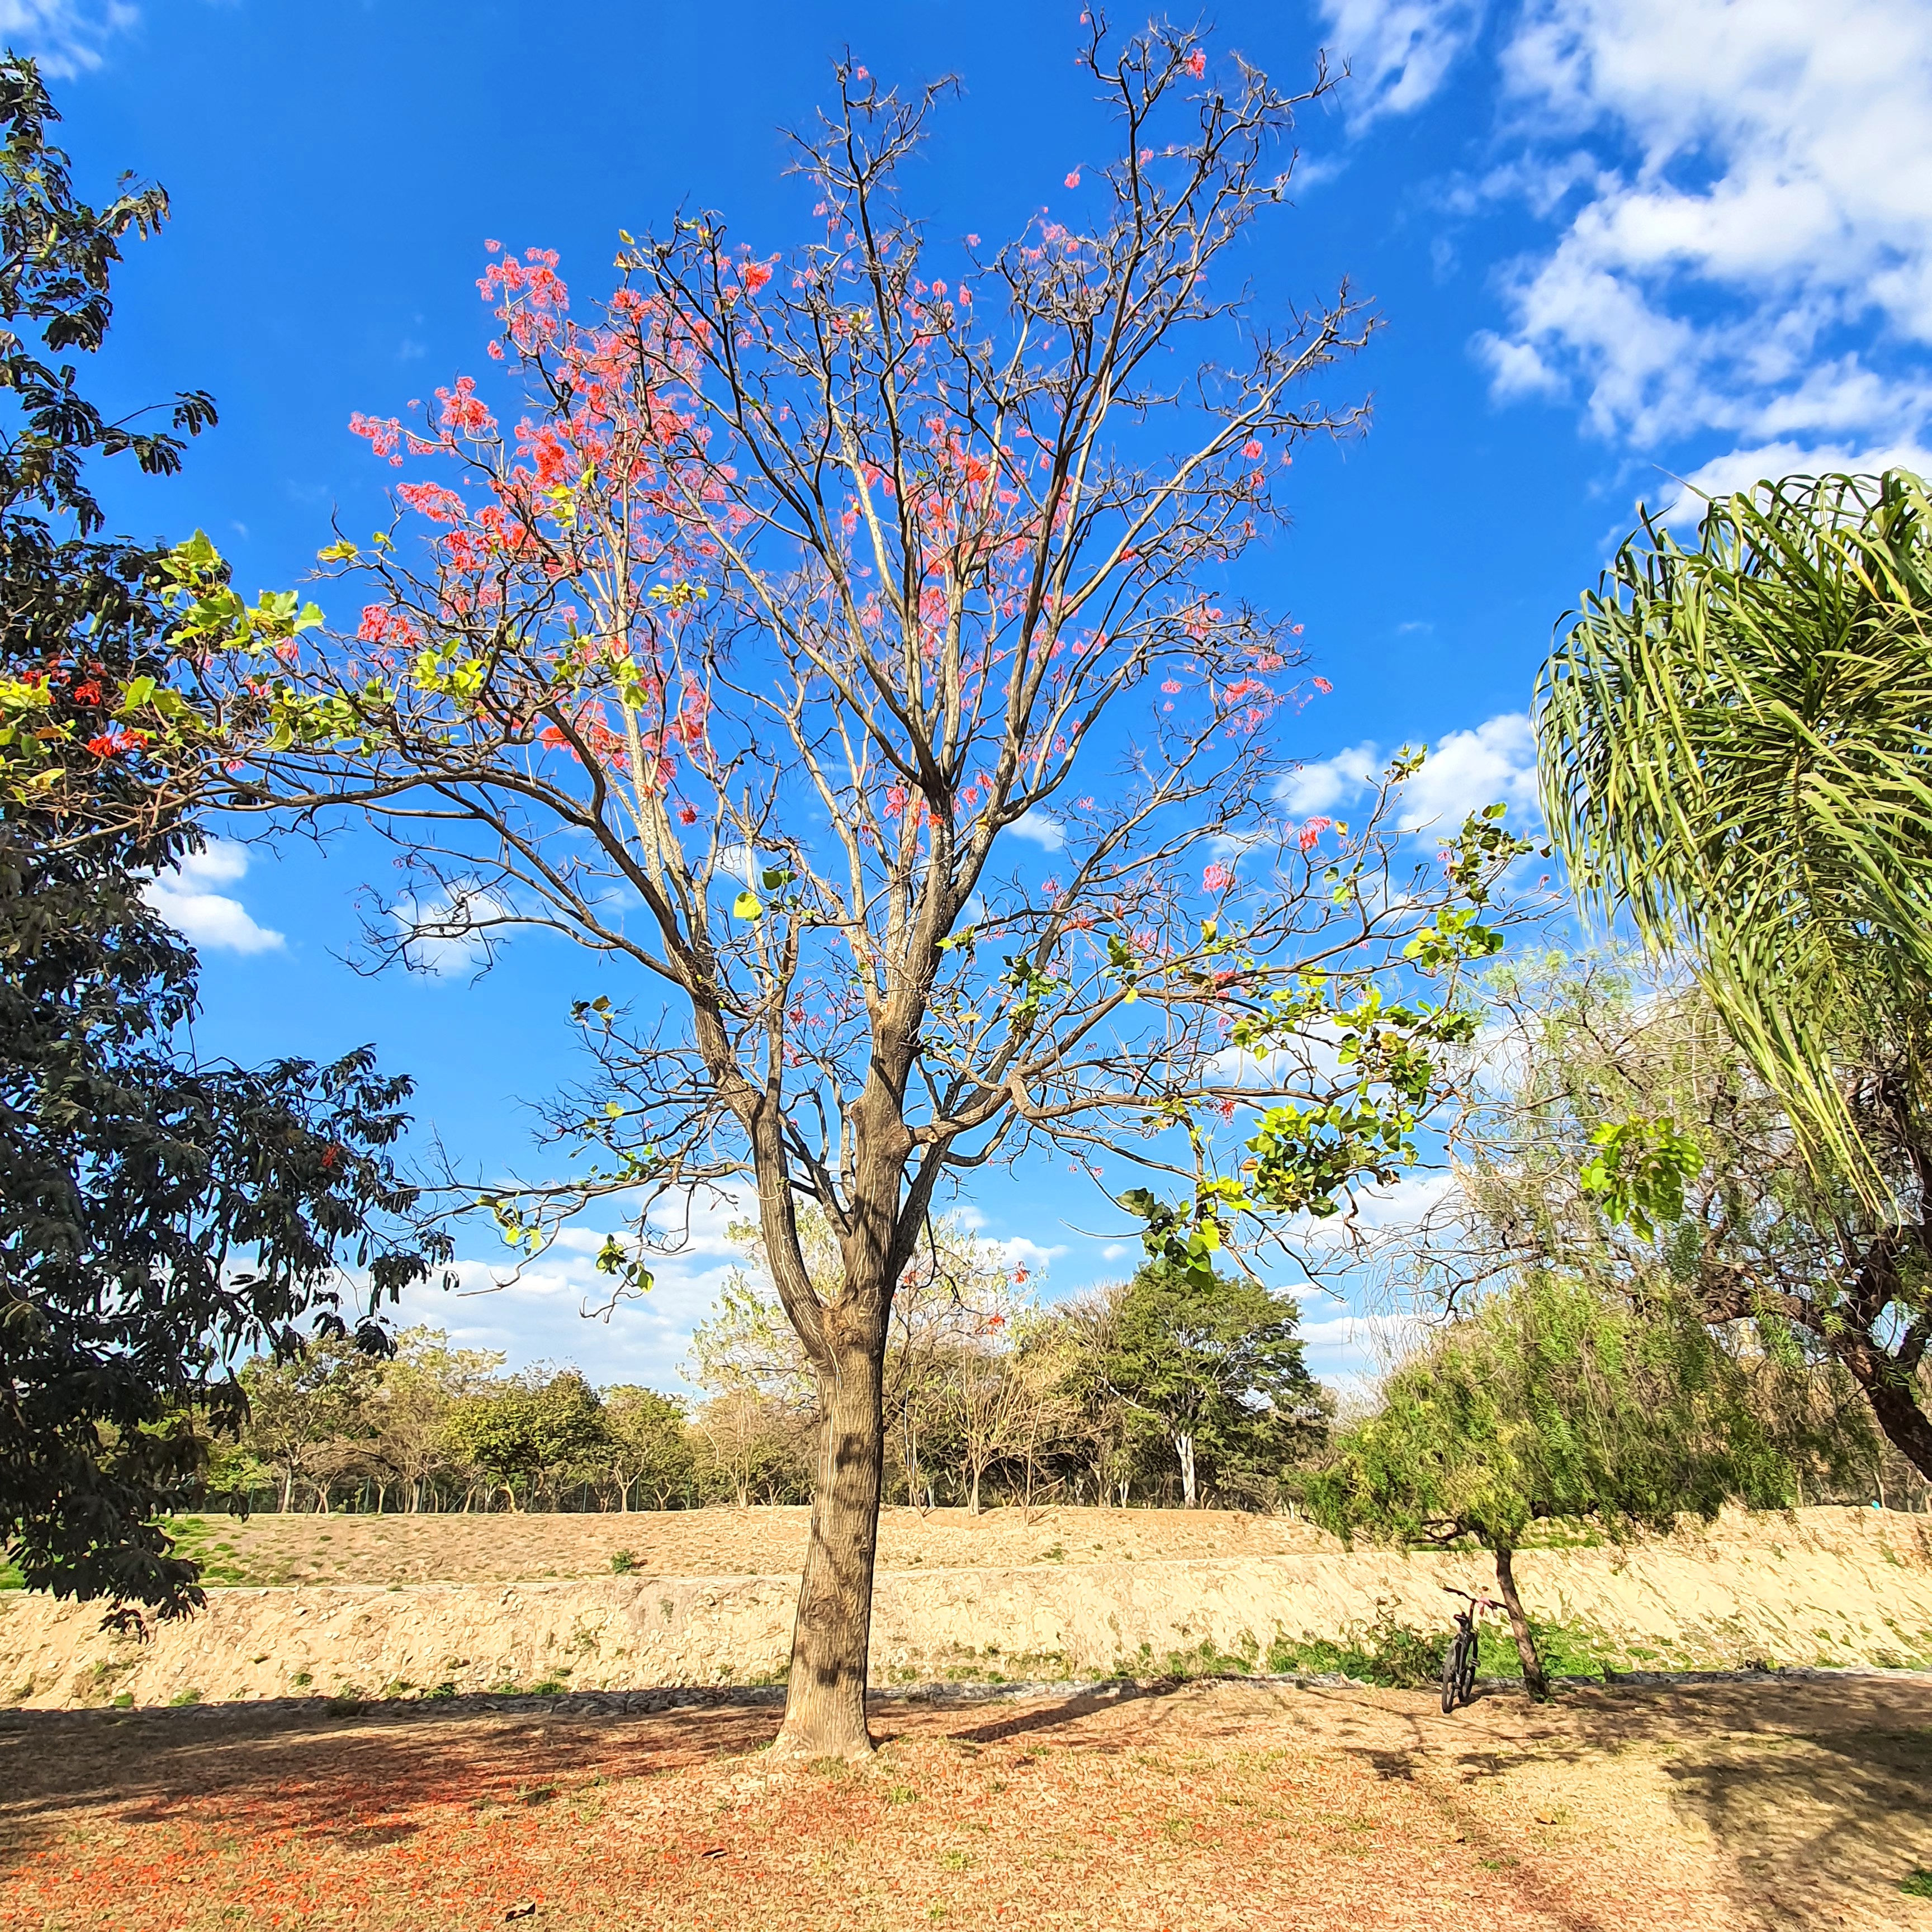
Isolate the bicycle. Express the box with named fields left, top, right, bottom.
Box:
left=1439, top=1584, right=1500, bottom=1713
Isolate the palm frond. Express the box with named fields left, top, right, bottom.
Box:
left=1535, top=470, right=1932, bottom=1203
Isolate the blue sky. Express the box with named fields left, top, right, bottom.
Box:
left=34, top=0, right=1932, bottom=1389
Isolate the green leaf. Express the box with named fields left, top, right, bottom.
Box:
left=732, top=891, right=763, bottom=921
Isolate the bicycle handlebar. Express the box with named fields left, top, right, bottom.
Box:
left=1441, top=1584, right=1502, bottom=1609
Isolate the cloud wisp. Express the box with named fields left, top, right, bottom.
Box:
left=144, top=840, right=285, bottom=955
left=1278, top=712, right=1541, bottom=835
left=0, top=0, right=138, bottom=76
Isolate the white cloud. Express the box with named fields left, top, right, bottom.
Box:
left=398, top=1188, right=755, bottom=1388
left=1317, top=0, right=1486, bottom=127
left=1278, top=740, right=1384, bottom=816
left=986, top=1235, right=1066, bottom=1279
left=1276, top=713, right=1539, bottom=835
left=1006, top=808, right=1065, bottom=851
left=1483, top=0, right=1932, bottom=473
left=0, top=0, right=137, bottom=75
left=1401, top=712, right=1539, bottom=831
left=144, top=840, right=285, bottom=954
left=1297, top=1309, right=1429, bottom=1386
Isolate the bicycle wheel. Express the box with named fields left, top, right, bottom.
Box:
left=1440, top=1630, right=1467, bottom=1714
left=1458, top=1636, right=1477, bottom=1706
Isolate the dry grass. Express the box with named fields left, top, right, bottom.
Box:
left=167, top=1504, right=1332, bottom=1588
left=4, top=1674, right=1929, bottom=1930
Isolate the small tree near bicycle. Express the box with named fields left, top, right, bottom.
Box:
left=1301, top=1273, right=1802, bottom=1701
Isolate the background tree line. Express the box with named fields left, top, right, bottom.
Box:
left=204, top=1215, right=1329, bottom=1515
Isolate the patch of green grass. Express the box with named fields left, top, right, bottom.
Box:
left=1267, top=1607, right=1445, bottom=1689
left=529, top=1677, right=567, bottom=1695
left=1474, top=1619, right=1619, bottom=1680
left=111, top=1691, right=134, bottom=1709
left=1900, top=1869, right=1932, bottom=1900
left=168, top=1687, right=201, bottom=1707
left=290, top=1671, right=313, bottom=1689
left=609, top=1549, right=636, bottom=1575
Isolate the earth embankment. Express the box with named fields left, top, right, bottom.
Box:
left=3, top=1504, right=1927, bottom=1711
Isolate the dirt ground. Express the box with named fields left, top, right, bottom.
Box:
left=3, top=1673, right=1928, bottom=1931
left=169, top=1503, right=1333, bottom=1587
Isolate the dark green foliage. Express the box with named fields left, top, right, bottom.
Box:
left=443, top=1371, right=612, bottom=1505
left=1101, top=1259, right=1327, bottom=1506
left=0, top=60, right=443, bottom=1618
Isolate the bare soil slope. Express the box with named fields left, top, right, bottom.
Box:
left=3, top=1506, right=1928, bottom=1713
left=160, top=1500, right=1329, bottom=1588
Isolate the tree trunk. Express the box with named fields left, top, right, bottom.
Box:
left=774, top=1337, right=886, bottom=1761
left=1493, top=1546, right=1549, bottom=1701
left=1175, top=1433, right=1197, bottom=1508
left=1836, top=1334, right=1932, bottom=1481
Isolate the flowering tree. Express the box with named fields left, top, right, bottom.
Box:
left=196, top=21, right=1522, bottom=1756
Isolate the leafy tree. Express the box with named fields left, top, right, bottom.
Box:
left=0, top=58, right=441, bottom=1617
left=1537, top=472, right=1932, bottom=1475
left=604, top=1385, right=695, bottom=1508
left=195, top=24, right=1519, bottom=1754
left=363, top=1328, right=507, bottom=1511
left=1305, top=1272, right=1801, bottom=1698
left=1101, top=1259, right=1323, bottom=1507
left=1391, top=953, right=1902, bottom=1494
left=236, top=1333, right=386, bottom=1513
left=442, top=1370, right=613, bottom=1509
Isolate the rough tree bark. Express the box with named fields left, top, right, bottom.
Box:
left=1491, top=1546, right=1549, bottom=1701
left=772, top=1317, right=890, bottom=1759
left=1836, top=1330, right=1932, bottom=1482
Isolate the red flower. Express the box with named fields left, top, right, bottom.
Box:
left=1186, top=48, right=1206, bottom=77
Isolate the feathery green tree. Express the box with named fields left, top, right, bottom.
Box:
left=1304, top=1273, right=1797, bottom=1698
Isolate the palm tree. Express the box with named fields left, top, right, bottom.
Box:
left=1535, top=470, right=1932, bottom=1478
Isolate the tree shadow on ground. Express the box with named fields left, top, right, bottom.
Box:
left=0, top=1692, right=779, bottom=1871
left=1389, top=1675, right=1932, bottom=1930
left=1658, top=1722, right=1932, bottom=1926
